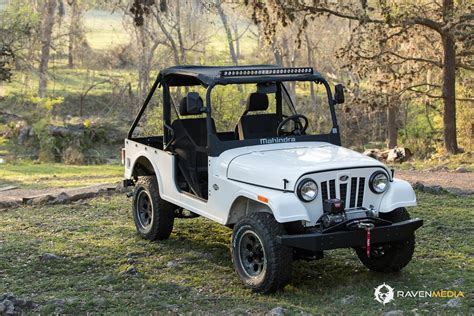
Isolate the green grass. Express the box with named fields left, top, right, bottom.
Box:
left=84, top=10, right=130, bottom=50
left=392, top=152, right=474, bottom=172
left=0, top=163, right=122, bottom=189
left=0, top=192, right=472, bottom=314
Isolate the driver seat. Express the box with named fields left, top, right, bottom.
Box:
left=236, top=93, right=280, bottom=140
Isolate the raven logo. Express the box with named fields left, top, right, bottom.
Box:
left=374, top=283, right=395, bottom=305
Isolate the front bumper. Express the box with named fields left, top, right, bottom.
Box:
left=277, top=218, right=423, bottom=252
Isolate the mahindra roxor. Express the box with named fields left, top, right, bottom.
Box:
left=122, top=65, right=423, bottom=293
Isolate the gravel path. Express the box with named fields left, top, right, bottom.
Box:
left=395, top=170, right=473, bottom=195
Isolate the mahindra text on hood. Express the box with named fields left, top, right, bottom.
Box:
left=226, top=142, right=387, bottom=191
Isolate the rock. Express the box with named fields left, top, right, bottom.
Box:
left=24, top=194, right=54, bottom=205
left=455, top=166, right=468, bottom=173
left=126, top=252, right=144, bottom=258
left=363, top=149, right=382, bottom=161
left=126, top=266, right=137, bottom=275
left=410, top=308, right=420, bottom=316
left=161, top=303, right=179, bottom=311
left=424, top=185, right=445, bottom=194
left=386, top=147, right=412, bottom=163
left=341, top=294, right=355, bottom=305
left=51, top=192, right=70, bottom=204
left=39, top=253, right=61, bottom=261
left=93, top=297, right=106, bottom=306
left=383, top=310, right=404, bottom=316
left=413, top=182, right=425, bottom=191
left=452, top=278, right=464, bottom=286
left=267, top=307, right=287, bottom=316
left=127, top=258, right=135, bottom=264
left=166, top=261, right=179, bottom=269
left=446, top=298, right=462, bottom=308
left=1, top=299, right=15, bottom=314
left=0, top=303, right=6, bottom=313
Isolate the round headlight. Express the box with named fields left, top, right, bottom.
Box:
left=297, top=179, right=318, bottom=202
left=369, top=171, right=389, bottom=193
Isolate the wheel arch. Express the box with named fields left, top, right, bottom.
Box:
left=226, top=196, right=273, bottom=226
left=130, top=155, right=164, bottom=191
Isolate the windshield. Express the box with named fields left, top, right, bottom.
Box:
left=210, top=81, right=334, bottom=139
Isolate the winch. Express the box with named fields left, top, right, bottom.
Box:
left=321, top=198, right=379, bottom=229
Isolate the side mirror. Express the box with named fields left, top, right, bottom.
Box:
left=334, top=84, right=344, bottom=104
left=186, top=92, right=204, bottom=114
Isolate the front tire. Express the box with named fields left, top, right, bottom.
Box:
left=231, top=212, right=292, bottom=293
left=132, top=176, right=174, bottom=240
left=356, top=208, right=415, bottom=272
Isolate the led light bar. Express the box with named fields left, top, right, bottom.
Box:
left=220, top=67, right=313, bottom=77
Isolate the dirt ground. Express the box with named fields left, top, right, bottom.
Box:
left=396, top=170, right=473, bottom=195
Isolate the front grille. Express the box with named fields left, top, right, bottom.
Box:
left=321, top=177, right=365, bottom=209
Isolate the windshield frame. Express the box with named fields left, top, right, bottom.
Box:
left=205, top=78, right=340, bottom=157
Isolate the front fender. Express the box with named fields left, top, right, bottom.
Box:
left=378, top=178, right=417, bottom=213
left=230, top=183, right=311, bottom=224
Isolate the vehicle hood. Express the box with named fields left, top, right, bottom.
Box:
left=226, top=143, right=386, bottom=191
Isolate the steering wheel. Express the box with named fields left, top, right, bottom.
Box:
left=277, top=114, right=309, bottom=137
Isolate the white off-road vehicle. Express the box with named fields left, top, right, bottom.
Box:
left=123, top=65, right=423, bottom=293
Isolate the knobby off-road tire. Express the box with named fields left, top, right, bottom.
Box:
left=132, top=176, right=174, bottom=240
left=231, top=212, right=292, bottom=293
left=356, top=208, right=415, bottom=272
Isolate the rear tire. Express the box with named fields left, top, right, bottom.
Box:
left=355, top=208, right=415, bottom=272
left=132, top=176, right=174, bottom=240
left=231, top=212, right=292, bottom=293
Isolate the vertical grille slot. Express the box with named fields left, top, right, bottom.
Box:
left=349, top=177, right=357, bottom=208
left=340, top=183, right=347, bottom=205
left=329, top=180, right=336, bottom=199
left=321, top=176, right=366, bottom=210
left=321, top=181, right=328, bottom=201
left=357, top=177, right=365, bottom=207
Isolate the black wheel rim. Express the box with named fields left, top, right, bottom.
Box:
left=136, top=190, right=153, bottom=230
left=370, top=243, right=393, bottom=258
left=237, top=230, right=266, bottom=278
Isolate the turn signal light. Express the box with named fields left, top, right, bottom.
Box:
left=257, top=195, right=269, bottom=203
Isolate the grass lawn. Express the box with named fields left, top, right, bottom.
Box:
left=0, top=192, right=472, bottom=314
left=0, top=163, right=122, bottom=189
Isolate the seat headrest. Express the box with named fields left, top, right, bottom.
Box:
left=179, top=92, right=203, bottom=116
left=246, top=93, right=269, bottom=112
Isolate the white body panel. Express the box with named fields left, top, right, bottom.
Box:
left=124, top=140, right=417, bottom=226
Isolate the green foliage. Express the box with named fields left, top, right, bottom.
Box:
left=32, top=119, right=58, bottom=163
left=0, top=0, right=40, bottom=81
left=30, top=96, right=64, bottom=112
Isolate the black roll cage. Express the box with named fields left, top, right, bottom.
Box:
left=128, top=72, right=341, bottom=157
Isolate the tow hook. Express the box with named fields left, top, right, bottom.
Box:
left=357, top=222, right=375, bottom=258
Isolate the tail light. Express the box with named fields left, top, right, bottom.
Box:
left=121, top=148, right=125, bottom=165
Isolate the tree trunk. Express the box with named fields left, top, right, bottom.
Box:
left=305, top=32, right=316, bottom=109
left=68, top=0, right=79, bottom=68
left=38, top=0, right=57, bottom=98
left=441, top=0, right=459, bottom=154
left=233, top=22, right=240, bottom=59
left=217, top=3, right=238, bottom=65
left=387, top=105, right=398, bottom=149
